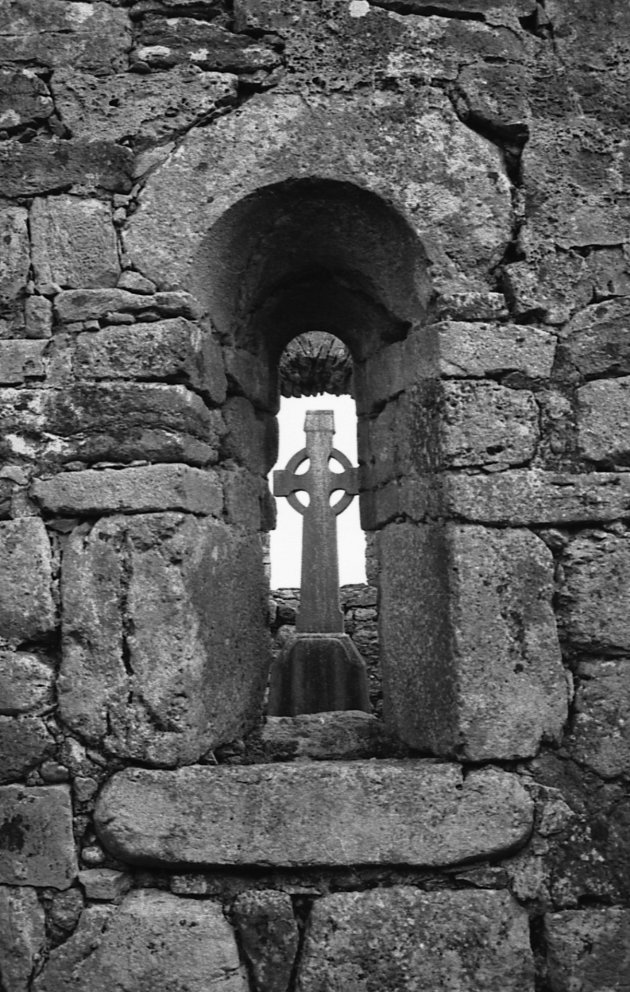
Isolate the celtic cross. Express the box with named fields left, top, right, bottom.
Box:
left=273, top=410, right=358, bottom=633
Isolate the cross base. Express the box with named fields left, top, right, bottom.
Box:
left=267, top=633, right=371, bottom=717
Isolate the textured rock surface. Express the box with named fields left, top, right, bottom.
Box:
left=0, top=884, right=46, bottom=992
left=558, top=531, right=630, bottom=652
left=0, top=138, right=133, bottom=196
left=95, top=762, right=533, bottom=867
left=30, top=196, right=119, bottom=289
left=545, top=907, right=630, bottom=992
left=78, top=868, right=132, bottom=902
left=297, top=888, right=534, bottom=992
left=0, top=206, right=29, bottom=310
left=33, top=464, right=223, bottom=517
left=577, top=377, right=630, bottom=465
left=571, top=660, right=630, bottom=778
left=34, top=890, right=248, bottom=992
left=0, top=519, right=56, bottom=647
left=379, top=523, right=568, bottom=758
left=261, top=711, right=398, bottom=761
left=232, top=890, right=299, bottom=992
left=0, top=339, right=46, bottom=384
left=0, top=651, right=54, bottom=714
left=60, top=513, right=269, bottom=765
left=0, top=715, right=53, bottom=783
left=0, top=785, right=77, bottom=888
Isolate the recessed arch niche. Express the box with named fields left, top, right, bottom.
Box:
left=204, top=177, right=445, bottom=744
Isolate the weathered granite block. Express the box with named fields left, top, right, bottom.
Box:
left=74, top=317, right=227, bottom=404
left=0, top=206, right=29, bottom=307
left=0, top=716, right=53, bottom=783
left=232, top=890, right=299, bottom=992
left=297, top=889, right=534, bottom=992
left=0, top=340, right=46, bottom=384
left=0, top=0, right=131, bottom=74
left=562, top=299, right=630, bottom=379
left=558, top=532, right=630, bottom=652
left=54, top=67, right=238, bottom=147
left=32, top=465, right=223, bottom=517
left=545, top=907, right=630, bottom=992
left=78, top=868, right=132, bottom=902
left=55, top=288, right=204, bottom=324
left=439, top=380, right=539, bottom=469
left=0, top=68, right=53, bottom=131
left=578, top=377, right=630, bottom=465
left=60, top=513, right=269, bottom=765
left=0, top=138, right=133, bottom=197
left=0, top=651, right=54, bottom=714
left=0, top=785, right=77, bottom=889
left=25, top=296, right=52, bottom=339
left=261, top=711, right=399, bottom=761
left=571, top=660, right=630, bottom=778
left=33, top=890, right=248, bottom=992
left=0, top=885, right=46, bottom=992
left=94, top=762, right=533, bottom=867
left=379, top=523, right=568, bottom=759
left=30, top=196, right=119, bottom=290
left=0, top=519, right=56, bottom=647
left=134, top=17, right=280, bottom=72
left=223, top=396, right=279, bottom=474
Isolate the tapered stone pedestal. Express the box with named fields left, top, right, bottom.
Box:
left=268, top=633, right=370, bottom=716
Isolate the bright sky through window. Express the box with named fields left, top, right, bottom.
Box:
left=269, top=394, right=366, bottom=589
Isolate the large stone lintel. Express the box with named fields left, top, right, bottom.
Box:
left=95, top=761, right=533, bottom=868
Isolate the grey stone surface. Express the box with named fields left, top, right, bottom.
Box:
left=577, top=377, right=630, bottom=465
left=379, top=523, right=568, bottom=759
left=0, top=884, right=46, bottom=992
left=55, top=67, right=238, bottom=147
left=0, top=138, right=133, bottom=197
left=94, top=762, right=533, bottom=867
left=0, top=206, right=29, bottom=307
left=0, top=0, right=131, bottom=73
left=297, top=888, right=534, bottom=992
left=30, top=196, right=119, bottom=290
left=232, top=890, right=299, bottom=992
left=439, top=380, right=539, bottom=469
left=74, top=316, right=227, bottom=404
left=223, top=396, right=278, bottom=475
left=562, top=298, right=630, bottom=379
left=0, top=339, right=46, bottom=384
left=124, top=89, right=512, bottom=302
left=79, top=868, right=132, bottom=902
left=558, top=531, right=630, bottom=652
left=133, top=17, right=280, bottom=73
left=0, top=519, right=56, bottom=647
left=0, top=716, right=53, bottom=783
left=25, top=296, right=53, bottom=339
left=0, top=67, right=53, bottom=131
left=55, top=287, right=204, bottom=323
left=545, top=907, right=630, bottom=992
left=571, top=660, right=630, bottom=778
left=33, top=464, right=223, bottom=517
left=261, top=711, right=399, bottom=761
left=60, top=513, right=269, bottom=765
left=0, top=785, right=78, bottom=889
left=34, top=890, right=248, bottom=992
left=0, top=651, right=54, bottom=714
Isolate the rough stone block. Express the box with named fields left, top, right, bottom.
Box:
left=571, top=661, right=630, bottom=778
left=55, top=287, right=204, bottom=324
left=0, top=785, right=77, bottom=889
left=379, top=523, right=568, bottom=759
left=0, top=651, right=54, bottom=714
left=561, top=299, right=630, bottom=379
left=33, top=890, right=248, bottom=992
left=0, top=340, right=46, bottom=384
left=558, top=532, right=630, bottom=652
left=297, top=889, right=534, bottom=992
left=439, top=380, right=539, bottom=469
left=134, top=17, right=280, bottom=72
left=0, top=138, right=134, bottom=197
left=0, top=1, right=131, bottom=74
left=0, top=884, right=46, bottom=992
left=31, top=196, right=119, bottom=290
left=578, top=377, right=630, bottom=465
left=0, top=716, right=53, bottom=783
left=55, top=67, right=238, bottom=147
left=0, top=206, right=29, bottom=307
left=224, top=396, right=278, bottom=474
left=25, top=296, right=53, bottom=339
left=261, top=711, right=398, bottom=761
left=32, top=464, right=223, bottom=517
left=60, top=513, right=269, bottom=765
left=94, top=762, right=533, bottom=867
left=79, top=868, right=132, bottom=902
left=232, top=890, right=299, bottom=992
left=74, top=317, right=227, bottom=404
left=545, top=908, right=630, bottom=992
left=0, top=519, right=56, bottom=647
left=0, top=68, right=53, bottom=131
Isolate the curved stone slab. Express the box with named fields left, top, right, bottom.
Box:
left=95, top=761, right=533, bottom=868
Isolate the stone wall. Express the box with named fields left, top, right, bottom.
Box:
left=1, top=1, right=629, bottom=990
